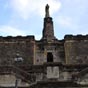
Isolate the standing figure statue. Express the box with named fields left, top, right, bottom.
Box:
left=45, top=4, right=50, bottom=17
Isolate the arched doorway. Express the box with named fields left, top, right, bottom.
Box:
left=47, top=52, right=53, bottom=62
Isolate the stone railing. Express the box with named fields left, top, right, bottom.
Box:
left=0, top=63, right=88, bottom=86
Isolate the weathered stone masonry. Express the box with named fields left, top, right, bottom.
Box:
left=0, top=4, right=88, bottom=88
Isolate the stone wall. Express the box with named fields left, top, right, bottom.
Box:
left=64, top=35, right=88, bottom=64
left=0, top=36, right=35, bottom=65
left=0, top=74, right=29, bottom=87
left=34, top=40, right=65, bottom=65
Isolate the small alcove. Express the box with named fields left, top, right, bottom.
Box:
left=47, top=52, right=53, bottom=62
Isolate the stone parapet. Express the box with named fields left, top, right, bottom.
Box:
left=64, top=35, right=88, bottom=40
left=0, top=36, right=35, bottom=42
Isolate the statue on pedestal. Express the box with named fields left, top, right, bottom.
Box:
left=45, top=4, right=50, bottom=17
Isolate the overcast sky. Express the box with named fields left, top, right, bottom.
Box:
left=0, top=0, right=88, bottom=40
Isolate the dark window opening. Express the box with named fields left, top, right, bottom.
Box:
left=47, top=52, right=53, bottom=62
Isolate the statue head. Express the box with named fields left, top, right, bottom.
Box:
left=46, top=4, right=49, bottom=10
